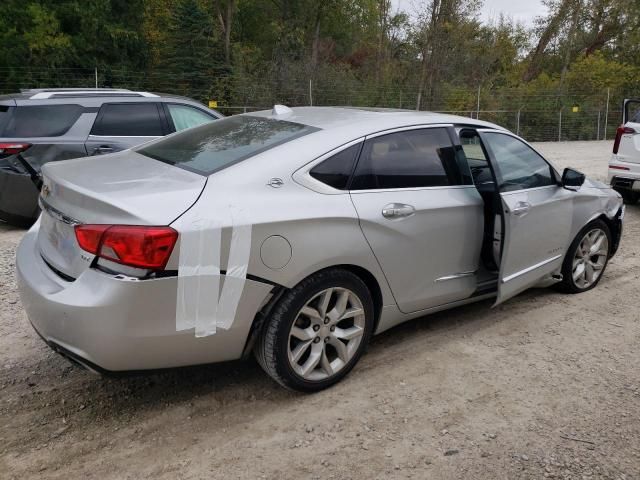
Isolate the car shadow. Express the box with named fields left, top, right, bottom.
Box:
left=29, top=287, right=559, bottom=417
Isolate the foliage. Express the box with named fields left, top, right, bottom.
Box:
left=0, top=0, right=639, bottom=121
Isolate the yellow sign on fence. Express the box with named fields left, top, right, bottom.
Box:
left=208, top=100, right=218, bottom=108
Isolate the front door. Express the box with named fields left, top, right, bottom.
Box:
left=478, top=130, right=574, bottom=304
left=349, top=126, right=484, bottom=314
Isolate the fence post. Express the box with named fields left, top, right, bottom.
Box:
left=516, top=108, right=521, bottom=136
left=476, top=85, right=481, bottom=119
left=309, top=79, right=313, bottom=106
left=94, top=67, right=98, bottom=89
left=597, top=110, right=601, bottom=141
left=604, top=87, right=610, bottom=140
left=558, top=108, right=563, bottom=142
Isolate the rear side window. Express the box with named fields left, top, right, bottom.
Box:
left=0, top=105, right=14, bottom=135
left=310, top=143, right=361, bottom=190
left=91, top=103, right=163, bottom=136
left=137, top=115, right=318, bottom=175
left=3, top=105, right=83, bottom=137
left=351, top=128, right=460, bottom=190
left=167, top=104, right=215, bottom=132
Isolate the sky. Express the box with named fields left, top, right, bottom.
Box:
left=392, top=0, right=549, bottom=26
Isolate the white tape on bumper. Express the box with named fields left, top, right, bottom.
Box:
left=217, top=208, right=252, bottom=330
left=176, top=208, right=253, bottom=337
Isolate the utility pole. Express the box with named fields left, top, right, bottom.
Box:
left=604, top=87, right=610, bottom=140
left=558, top=108, right=563, bottom=142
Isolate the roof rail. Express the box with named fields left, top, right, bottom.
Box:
left=23, top=88, right=159, bottom=100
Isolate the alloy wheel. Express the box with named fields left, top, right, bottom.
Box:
left=287, top=287, right=366, bottom=381
left=572, top=228, right=609, bottom=289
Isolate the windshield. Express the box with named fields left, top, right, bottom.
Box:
left=137, top=115, right=318, bottom=175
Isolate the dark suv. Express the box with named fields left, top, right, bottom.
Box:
left=0, top=88, right=222, bottom=226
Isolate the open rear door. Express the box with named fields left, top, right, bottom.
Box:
left=477, top=130, right=574, bottom=305
left=623, top=98, right=640, bottom=124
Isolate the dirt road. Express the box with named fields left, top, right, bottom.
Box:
left=1, top=141, right=639, bottom=479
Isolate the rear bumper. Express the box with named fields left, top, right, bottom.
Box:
left=610, top=176, right=640, bottom=192
left=16, top=227, right=273, bottom=371
left=609, top=157, right=640, bottom=191
left=0, top=168, right=40, bottom=226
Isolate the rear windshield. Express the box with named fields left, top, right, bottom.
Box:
left=137, top=115, right=318, bottom=175
left=1, top=105, right=84, bottom=137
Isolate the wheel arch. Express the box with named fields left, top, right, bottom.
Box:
left=596, top=212, right=622, bottom=256
left=242, top=263, right=384, bottom=358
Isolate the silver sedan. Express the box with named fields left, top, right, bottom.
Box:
left=16, top=106, right=624, bottom=391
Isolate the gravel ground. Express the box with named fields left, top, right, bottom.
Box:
left=1, top=141, right=639, bottom=479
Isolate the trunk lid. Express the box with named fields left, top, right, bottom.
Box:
left=37, top=150, right=206, bottom=279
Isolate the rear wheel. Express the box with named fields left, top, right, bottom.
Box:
left=254, top=269, right=374, bottom=392
left=557, top=219, right=611, bottom=293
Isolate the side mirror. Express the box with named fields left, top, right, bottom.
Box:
left=562, top=167, right=585, bottom=191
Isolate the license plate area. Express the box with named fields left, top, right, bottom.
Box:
left=37, top=205, right=91, bottom=279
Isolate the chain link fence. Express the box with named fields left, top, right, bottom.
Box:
left=0, top=66, right=626, bottom=143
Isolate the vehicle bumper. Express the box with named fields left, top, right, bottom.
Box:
left=16, top=227, right=274, bottom=372
left=609, top=157, right=640, bottom=191
left=610, top=176, right=640, bottom=192
left=0, top=168, right=40, bottom=226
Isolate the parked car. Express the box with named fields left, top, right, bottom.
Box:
left=0, top=88, right=222, bottom=226
left=17, top=106, right=624, bottom=392
left=610, top=98, right=640, bottom=203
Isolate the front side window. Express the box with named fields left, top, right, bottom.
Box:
left=309, top=143, right=361, bottom=190
left=167, top=104, right=215, bottom=132
left=137, top=115, right=318, bottom=175
left=482, top=132, right=556, bottom=192
left=4, top=105, right=83, bottom=137
left=351, top=128, right=459, bottom=190
left=91, top=103, right=164, bottom=137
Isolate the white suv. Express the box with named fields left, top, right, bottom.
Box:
left=610, top=98, right=640, bottom=204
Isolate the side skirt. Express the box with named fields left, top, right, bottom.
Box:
left=375, top=288, right=497, bottom=335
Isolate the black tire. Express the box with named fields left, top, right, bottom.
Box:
left=254, top=268, right=374, bottom=392
left=557, top=219, right=612, bottom=294
left=620, top=190, right=640, bottom=205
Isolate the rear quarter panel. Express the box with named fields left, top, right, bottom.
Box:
left=171, top=134, right=396, bottom=309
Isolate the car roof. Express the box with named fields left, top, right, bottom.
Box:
left=248, top=106, right=506, bottom=136
left=0, top=89, right=201, bottom=103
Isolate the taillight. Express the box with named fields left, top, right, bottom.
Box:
left=75, top=225, right=178, bottom=270
left=0, top=142, right=31, bottom=155
left=613, top=126, right=636, bottom=154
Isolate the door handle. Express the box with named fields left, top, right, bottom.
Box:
left=382, top=203, right=415, bottom=219
left=511, top=201, right=531, bottom=216
left=93, top=145, right=114, bottom=155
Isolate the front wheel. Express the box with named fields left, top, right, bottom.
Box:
left=254, top=269, right=374, bottom=392
left=557, top=219, right=611, bottom=294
